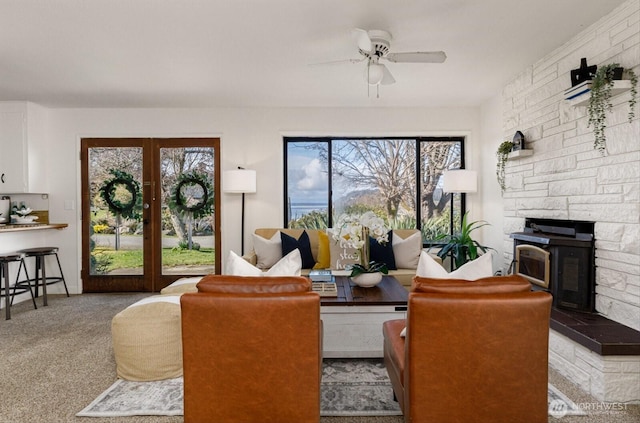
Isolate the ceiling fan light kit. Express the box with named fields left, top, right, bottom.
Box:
left=365, top=62, right=385, bottom=85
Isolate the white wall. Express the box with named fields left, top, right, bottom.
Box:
left=479, top=94, right=506, bottom=272
left=42, top=106, right=482, bottom=294
left=500, top=0, right=639, bottom=329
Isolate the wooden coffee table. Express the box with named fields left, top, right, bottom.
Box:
left=320, top=275, right=408, bottom=358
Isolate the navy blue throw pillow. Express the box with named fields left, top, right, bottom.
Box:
left=369, top=231, right=396, bottom=270
left=281, top=231, right=316, bottom=269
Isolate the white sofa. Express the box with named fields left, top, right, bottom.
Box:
left=245, top=228, right=439, bottom=289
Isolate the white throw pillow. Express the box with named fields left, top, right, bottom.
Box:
left=227, top=250, right=263, bottom=276
left=266, top=249, right=303, bottom=276
left=416, top=250, right=493, bottom=280
left=226, top=249, right=302, bottom=276
left=392, top=231, right=422, bottom=269
left=402, top=252, right=494, bottom=337
left=252, top=232, right=282, bottom=269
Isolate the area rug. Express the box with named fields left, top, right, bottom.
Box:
left=77, top=359, right=582, bottom=418
left=321, top=358, right=401, bottom=416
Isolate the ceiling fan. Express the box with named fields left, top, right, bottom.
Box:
left=330, top=28, right=447, bottom=97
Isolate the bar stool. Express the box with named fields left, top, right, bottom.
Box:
left=15, top=247, right=69, bottom=307
left=0, top=252, right=37, bottom=320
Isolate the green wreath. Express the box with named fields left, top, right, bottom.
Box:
left=169, top=171, right=214, bottom=218
left=99, top=169, right=142, bottom=220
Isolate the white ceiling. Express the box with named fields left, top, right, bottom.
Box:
left=0, top=0, right=627, bottom=108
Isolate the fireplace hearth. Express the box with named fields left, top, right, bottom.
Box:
left=510, top=218, right=595, bottom=313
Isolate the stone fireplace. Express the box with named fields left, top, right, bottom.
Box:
left=499, top=0, right=639, bottom=402
left=509, top=220, right=640, bottom=403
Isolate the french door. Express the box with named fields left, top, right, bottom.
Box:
left=80, top=138, right=221, bottom=292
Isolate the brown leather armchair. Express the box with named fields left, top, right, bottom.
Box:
left=383, top=275, right=552, bottom=423
left=181, top=275, right=322, bottom=423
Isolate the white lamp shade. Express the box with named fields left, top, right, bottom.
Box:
left=223, top=169, right=257, bottom=193
left=442, top=169, right=477, bottom=193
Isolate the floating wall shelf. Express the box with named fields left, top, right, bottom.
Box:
left=508, top=149, right=533, bottom=159
left=567, top=80, right=632, bottom=107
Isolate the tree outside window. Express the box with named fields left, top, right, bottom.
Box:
left=284, top=137, right=464, bottom=244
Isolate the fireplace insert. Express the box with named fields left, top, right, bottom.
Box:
left=511, top=218, right=595, bottom=312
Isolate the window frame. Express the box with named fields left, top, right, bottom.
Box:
left=283, top=136, right=467, bottom=246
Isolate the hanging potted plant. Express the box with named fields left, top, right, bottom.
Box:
left=587, top=63, right=638, bottom=153
left=496, top=140, right=513, bottom=194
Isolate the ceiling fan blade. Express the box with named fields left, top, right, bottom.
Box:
left=380, top=65, right=395, bottom=85
left=352, top=28, right=372, bottom=52
left=385, top=51, right=447, bottom=63
left=309, top=58, right=364, bottom=66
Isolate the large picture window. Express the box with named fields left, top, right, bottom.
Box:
left=284, top=136, right=465, bottom=244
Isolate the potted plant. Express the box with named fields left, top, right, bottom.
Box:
left=587, top=63, right=638, bottom=153
left=434, top=212, right=492, bottom=270
left=496, top=140, right=513, bottom=194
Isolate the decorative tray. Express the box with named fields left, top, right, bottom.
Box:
left=311, top=282, right=338, bottom=297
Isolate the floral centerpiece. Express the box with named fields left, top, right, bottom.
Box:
left=332, top=211, right=390, bottom=280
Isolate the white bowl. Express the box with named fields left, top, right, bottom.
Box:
left=13, top=215, right=38, bottom=224
left=351, top=272, right=383, bottom=288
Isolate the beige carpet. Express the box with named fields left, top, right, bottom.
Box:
left=0, top=293, right=638, bottom=423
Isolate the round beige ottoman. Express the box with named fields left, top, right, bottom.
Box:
left=111, top=295, right=182, bottom=381
left=159, top=276, right=203, bottom=295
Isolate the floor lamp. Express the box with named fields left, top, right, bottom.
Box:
left=442, top=169, right=478, bottom=270
left=223, top=167, right=257, bottom=255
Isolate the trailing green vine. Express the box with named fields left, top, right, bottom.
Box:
left=628, top=69, right=638, bottom=122
left=587, top=63, right=638, bottom=153
left=496, top=140, right=513, bottom=194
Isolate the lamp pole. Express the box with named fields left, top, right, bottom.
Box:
left=223, top=167, right=257, bottom=256
left=240, top=191, right=246, bottom=255
left=442, top=169, right=478, bottom=271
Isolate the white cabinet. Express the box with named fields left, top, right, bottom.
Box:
left=0, top=102, right=48, bottom=193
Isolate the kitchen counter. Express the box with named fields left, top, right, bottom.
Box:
left=0, top=223, right=68, bottom=233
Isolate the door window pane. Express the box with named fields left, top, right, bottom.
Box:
left=160, top=146, right=216, bottom=275
left=88, top=147, right=143, bottom=275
